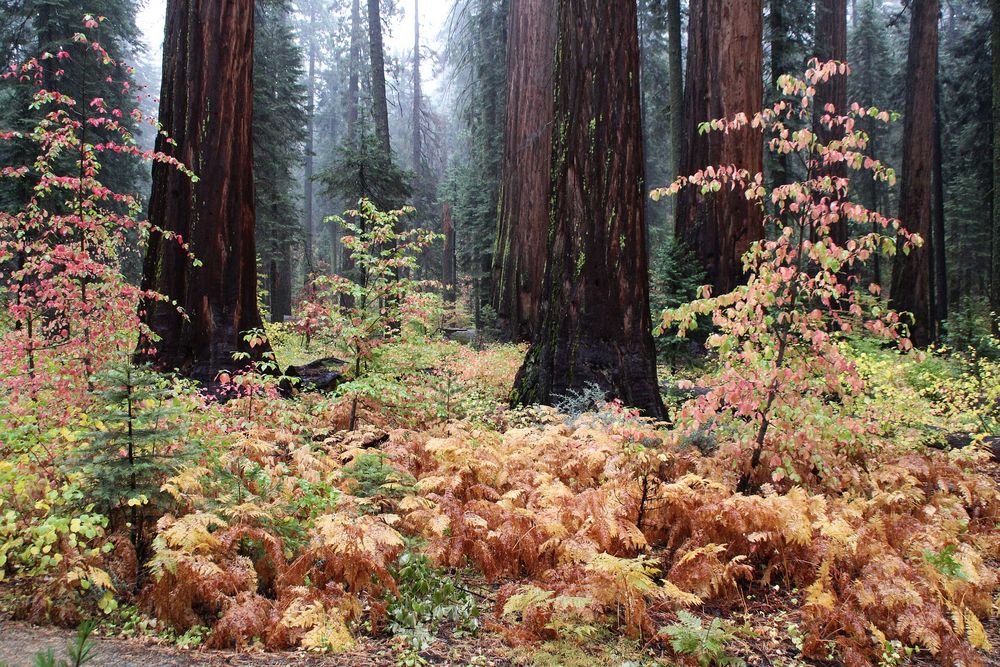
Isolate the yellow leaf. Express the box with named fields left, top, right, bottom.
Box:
left=964, top=609, right=992, bottom=651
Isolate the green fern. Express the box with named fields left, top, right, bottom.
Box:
left=661, top=611, right=745, bottom=667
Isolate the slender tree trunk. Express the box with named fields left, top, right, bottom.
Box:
left=492, top=0, right=556, bottom=342
left=639, top=4, right=651, bottom=243
left=512, top=0, right=665, bottom=419
left=813, top=0, right=848, bottom=247
left=346, top=0, right=361, bottom=145
left=139, top=0, right=269, bottom=382
left=677, top=0, right=764, bottom=295
left=341, top=0, right=363, bottom=308
left=273, top=196, right=293, bottom=322
left=933, top=81, right=947, bottom=325
left=992, top=0, right=1000, bottom=329
left=442, top=203, right=456, bottom=302
left=890, top=0, right=939, bottom=347
left=856, top=0, right=882, bottom=288
left=666, top=0, right=683, bottom=219
left=770, top=0, right=788, bottom=187
left=368, top=0, right=391, bottom=157
left=412, top=0, right=422, bottom=173
left=303, top=1, right=316, bottom=276
left=475, top=0, right=505, bottom=323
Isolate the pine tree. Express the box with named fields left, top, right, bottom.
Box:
left=367, top=0, right=391, bottom=158
left=254, top=0, right=307, bottom=324
left=936, top=0, right=993, bottom=314
left=848, top=0, right=894, bottom=287
left=638, top=0, right=673, bottom=236
left=77, top=360, right=191, bottom=553
left=302, top=0, right=319, bottom=276
left=0, top=1, right=144, bottom=215
left=766, top=0, right=812, bottom=189
left=443, top=0, right=508, bottom=330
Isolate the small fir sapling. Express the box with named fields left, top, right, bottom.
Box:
left=76, top=358, right=193, bottom=554
left=30, top=620, right=98, bottom=667
left=649, top=236, right=707, bottom=362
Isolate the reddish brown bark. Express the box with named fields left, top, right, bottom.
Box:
left=491, top=0, right=556, bottom=342
left=512, top=0, right=665, bottom=419
left=667, top=0, right=683, bottom=181
left=890, top=0, right=939, bottom=347
left=140, top=0, right=268, bottom=383
left=676, top=0, right=764, bottom=295
left=813, top=0, right=849, bottom=248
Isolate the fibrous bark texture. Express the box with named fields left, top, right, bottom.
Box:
left=813, top=0, right=849, bottom=247
left=492, top=0, right=556, bottom=342
left=676, top=0, right=764, bottom=295
left=140, top=0, right=269, bottom=383
left=512, top=0, right=665, bottom=419
left=890, top=0, right=939, bottom=347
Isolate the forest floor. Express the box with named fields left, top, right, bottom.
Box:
left=3, top=335, right=1000, bottom=667
left=0, top=619, right=516, bottom=666
left=0, top=462, right=1000, bottom=667
left=3, top=603, right=1000, bottom=667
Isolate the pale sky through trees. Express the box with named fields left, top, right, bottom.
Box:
left=137, top=0, right=451, bottom=65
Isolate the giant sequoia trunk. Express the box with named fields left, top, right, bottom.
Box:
left=512, top=0, right=665, bottom=419
left=491, top=0, right=556, bottom=342
left=890, top=0, right=939, bottom=347
left=140, top=0, right=269, bottom=383
left=813, top=0, right=848, bottom=248
left=676, top=0, right=764, bottom=295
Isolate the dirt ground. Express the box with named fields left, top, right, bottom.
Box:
left=0, top=621, right=513, bottom=667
